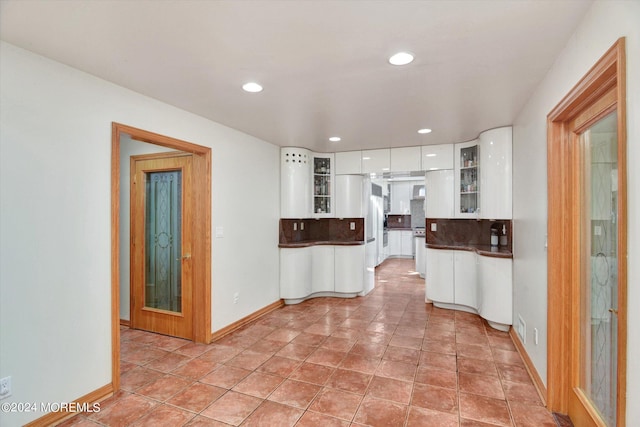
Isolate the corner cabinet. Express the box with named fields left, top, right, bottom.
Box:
left=281, top=148, right=335, bottom=218
left=281, top=148, right=311, bottom=218
left=454, top=139, right=480, bottom=218
left=426, top=246, right=512, bottom=331
left=479, top=127, right=512, bottom=219
left=312, top=153, right=334, bottom=217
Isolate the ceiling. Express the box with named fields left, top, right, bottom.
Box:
left=0, top=0, right=592, bottom=152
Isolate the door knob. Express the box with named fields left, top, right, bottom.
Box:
left=178, top=253, right=191, bottom=260
left=608, top=308, right=618, bottom=314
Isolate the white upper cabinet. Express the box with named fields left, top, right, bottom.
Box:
left=312, top=153, right=335, bottom=217
left=281, top=147, right=311, bottom=218
left=421, top=144, right=454, bottom=170
left=425, top=169, right=454, bottom=218
left=335, top=151, right=362, bottom=175
left=479, top=127, right=512, bottom=219
left=454, top=139, right=480, bottom=218
left=361, top=149, right=390, bottom=174
left=390, top=146, right=421, bottom=172
left=335, top=175, right=364, bottom=217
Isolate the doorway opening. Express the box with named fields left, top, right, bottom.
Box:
left=111, top=123, right=212, bottom=390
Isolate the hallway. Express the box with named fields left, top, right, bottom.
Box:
left=61, top=259, right=557, bottom=426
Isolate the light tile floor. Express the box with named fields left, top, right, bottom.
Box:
left=61, top=258, right=561, bottom=426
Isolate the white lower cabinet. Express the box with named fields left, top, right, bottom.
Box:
left=426, top=248, right=454, bottom=303
left=415, top=236, right=426, bottom=278
left=388, top=230, right=402, bottom=256
left=281, top=245, right=365, bottom=303
left=425, top=247, right=512, bottom=330
left=311, top=246, right=335, bottom=293
left=478, top=255, right=513, bottom=328
left=454, top=251, right=477, bottom=309
left=388, top=230, right=413, bottom=257
left=335, top=245, right=365, bottom=293
left=280, top=247, right=312, bottom=300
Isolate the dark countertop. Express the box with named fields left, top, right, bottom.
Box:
left=386, top=228, right=413, bottom=231
left=279, top=240, right=365, bottom=248
left=426, top=243, right=513, bottom=259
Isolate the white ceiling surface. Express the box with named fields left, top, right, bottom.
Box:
left=0, top=0, right=592, bottom=152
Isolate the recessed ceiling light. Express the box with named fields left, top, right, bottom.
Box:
left=426, top=153, right=437, bottom=157
left=389, top=52, right=414, bottom=66
left=329, top=137, right=341, bottom=142
left=362, top=157, right=371, bottom=160
left=242, top=82, right=263, bottom=93
left=418, top=128, right=432, bottom=134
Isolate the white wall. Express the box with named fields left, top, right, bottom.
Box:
left=512, top=1, right=640, bottom=423
left=0, top=42, right=280, bottom=426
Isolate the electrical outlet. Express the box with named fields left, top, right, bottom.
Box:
left=233, top=293, right=239, bottom=304
left=350, top=222, right=356, bottom=230
left=397, top=217, right=402, bottom=222
left=431, top=223, right=437, bottom=232
left=534, top=328, right=539, bottom=345
left=0, top=376, right=11, bottom=399
left=300, top=222, right=304, bottom=231
left=293, top=223, right=297, bottom=231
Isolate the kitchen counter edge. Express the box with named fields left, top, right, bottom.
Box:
left=425, top=243, right=512, bottom=259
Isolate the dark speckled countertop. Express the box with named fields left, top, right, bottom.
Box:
left=426, top=243, right=512, bottom=259
left=279, top=240, right=365, bottom=248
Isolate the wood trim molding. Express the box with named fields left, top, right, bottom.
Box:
left=24, top=384, right=113, bottom=427
left=110, top=123, right=121, bottom=391
left=210, top=300, right=285, bottom=343
left=510, top=327, right=547, bottom=406
left=119, top=319, right=130, bottom=327
left=546, top=38, right=627, bottom=425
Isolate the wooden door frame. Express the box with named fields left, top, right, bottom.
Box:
left=111, top=123, right=212, bottom=390
left=547, top=38, right=627, bottom=425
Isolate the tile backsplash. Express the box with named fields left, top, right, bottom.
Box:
left=279, top=218, right=364, bottom=244
left=426, top=218, right=512, bottom=252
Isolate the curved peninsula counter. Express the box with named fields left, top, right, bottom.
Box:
left=425, top=219, right=513, bottom=331
left=279, top=218, right=375, bottom=304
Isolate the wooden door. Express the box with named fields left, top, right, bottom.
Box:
left=131, top=153, right=194, bottom=339
left=547, top=38, right=627, bottom=426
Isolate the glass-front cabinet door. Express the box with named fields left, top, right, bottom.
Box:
left=312, top=153, right=334, bottom=217
left=454, top=139, right=479, bottom=218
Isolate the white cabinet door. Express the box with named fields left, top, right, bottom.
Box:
left=478, top=256, right=512, bottom=326
left=280, top=247, right=312, bottom=299
left=454, top=250, right=477, bottom=309
left=335, top=175, right=364, bottom=218
left=401, top=231, right=413, bottom=256
left=479, top=127, right=512, bottom=219
left=454, top=140, right=479, bottom=219
left=388, top=230, right=402, bottom=256
left=311, top=246, right=335, bottom=294
left=426, top=248, right=454, bottom=303
left=390, top=181, right=414, bottom=214
left=281, top=148, right=311, bottom=218
left=390, top=146, right=421, bottom=172
left=336, top=151, right=362, bottom=175
left=335, top=245, right=364, bottom=293
left=361, top=149, right=391, bottom=174
left=425, top=169, right=454, bottom=218
left=421, top=144, right=454, bottom=170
